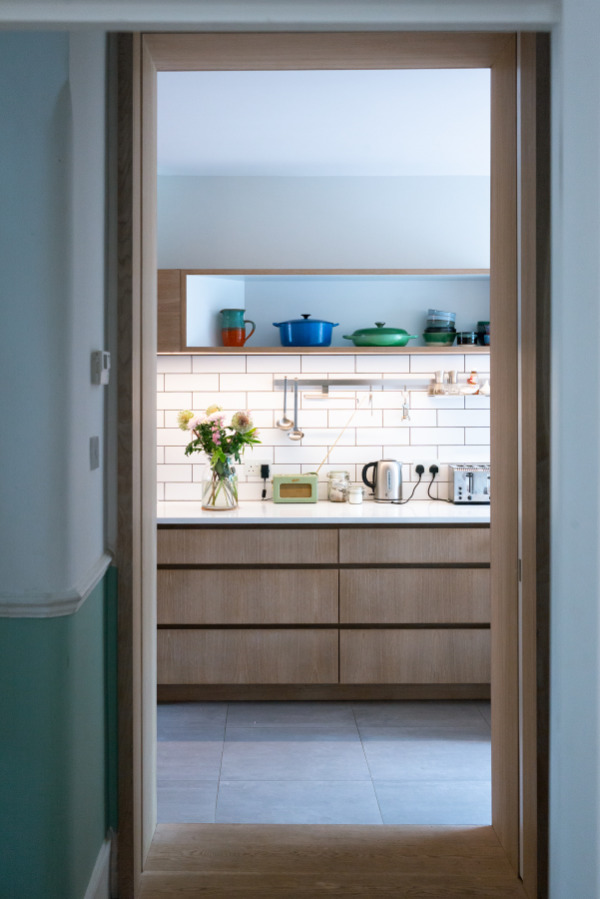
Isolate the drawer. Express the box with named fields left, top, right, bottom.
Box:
left=158, top=629, right=339, bottom=684
left=340, top=569, right=490, bottom=624
left=158, top=569, right=338, bottom=625
left=158, top=527, right=337, bottom=565
left=340, top=629, right=490, bottom=684
left=339, top=527, right=490, bottom=565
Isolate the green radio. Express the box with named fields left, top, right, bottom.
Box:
left=272, top=473, right=318, bottom=503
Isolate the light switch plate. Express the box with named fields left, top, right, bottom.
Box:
left=90, top=436, right=100, bottom=470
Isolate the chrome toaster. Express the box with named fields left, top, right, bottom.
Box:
left=449, top=464, right=491, bottom=504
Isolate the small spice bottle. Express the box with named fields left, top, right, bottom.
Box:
left=327, top=471, right=350, bottom=502
left=348, top=485, right=364, bottom=505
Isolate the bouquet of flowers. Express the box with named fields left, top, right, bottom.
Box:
left=178, top=405, right=260, bottom=509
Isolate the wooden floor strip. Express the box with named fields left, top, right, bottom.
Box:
left=141, top=824, right=527, bottom=898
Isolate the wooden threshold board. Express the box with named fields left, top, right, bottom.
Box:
left=141, top=824, right=527, bottom=897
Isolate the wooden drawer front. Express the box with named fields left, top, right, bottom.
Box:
left=158, top=629, right=339, bottom=684
left=340, top=629, right=490, bottom=684
left=158, top=528, right=337, bottom=565
left=158, top=569, right=338, bottom=625
left=339, top=527, right=490, bottom=565
left=340, top=569, right=490, bottom=625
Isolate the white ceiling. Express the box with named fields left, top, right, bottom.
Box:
left=157, top=68, right=491, bottom=177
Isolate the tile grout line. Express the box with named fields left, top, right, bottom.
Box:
left=351, top=703, right=385, bottom=827
left=213, top=702, right=230, bottom=824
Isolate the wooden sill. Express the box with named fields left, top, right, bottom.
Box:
left=158, top=345, right=491, bottom=356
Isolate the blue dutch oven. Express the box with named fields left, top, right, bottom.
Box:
left=273, top=314, right=339, bottom=347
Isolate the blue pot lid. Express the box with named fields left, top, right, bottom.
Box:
left=273, top=314, right=339, bottom=326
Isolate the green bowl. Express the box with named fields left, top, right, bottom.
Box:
left=423, top=331, right=457, bottom=346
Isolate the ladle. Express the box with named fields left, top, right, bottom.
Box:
left=276, top=376, right=293, bottom=430
left=288, top=379, right=304, bottom=440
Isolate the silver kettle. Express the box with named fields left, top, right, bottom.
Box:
left=362, top=459, right=403, bottom=503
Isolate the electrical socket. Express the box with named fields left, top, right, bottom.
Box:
left=245, top=460, right=271, bottom=479
left=412, top=460, right=438, bottom=480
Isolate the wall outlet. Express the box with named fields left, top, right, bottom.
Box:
left=412, top=460, right=438, bottom=480
left=245, top=460, right=271, bottom=479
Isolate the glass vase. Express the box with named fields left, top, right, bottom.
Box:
left=201, top=457, right=238, bottom=511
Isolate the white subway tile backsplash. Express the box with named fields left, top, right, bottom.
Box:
left=465, top=394, right=491, bottom=409
left=192, top=354, right=246, bottom=373
left=157, top=355, right=192, bottom=373
left=410, top=427, right=465, bottom=446
left=301, top=355, right=356, bottom=373
left=327, top=446, right=383, bottom=464
left=410, top=354, right=466, bottom=373
left=274, top=445, right=330, bottom=465
left=437, top=409, right=490, bottom=427
left=193, top=391, right=247, bottom=410
left=157, top=374, right=165, bottom=391
left=356, top=427, right=410, bottom=446
left=383, top=409, right=436, bottom=428
left=157, top=353, right=491, bottom=502
left=355, top=355, right=410, bottom=373
left=157, top=464, right=193, bottom=483
left=157, top=482, right=165, bottom=501
left=409, top=393, right=465, bottom=410
left=164, top=372, right=219, bottom=393
left=437, top=446, right=490, bottom=463
left=387, top=446, right=438, bottom=462
left=246, top=391, right=279, bottom=410
left=465, top=353, right=490, bottom=372
left=157, top=391, right=192, bottom=410
left=465, top=428, right=491, bottom=444
left=299, top=428, right=357, bottom=447
left=165, top=482, right=205, bottom=501
left=220, top=372, right=273, bottom=391
left=247, top=355, right=301, bottom=372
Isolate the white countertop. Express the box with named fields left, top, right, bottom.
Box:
left=157, top=500, right=490, bottom=525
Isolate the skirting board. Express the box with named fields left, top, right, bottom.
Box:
left=84, top=838, right=111, bottom=899
left=0, top=552, right=112, bottom=618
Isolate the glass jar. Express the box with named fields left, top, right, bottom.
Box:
left=327, top=470, right=350, bottom=502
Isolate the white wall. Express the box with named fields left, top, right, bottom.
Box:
left=157, top=175, right=490, bottom=269
left=0, top=31, right=107, bottom=610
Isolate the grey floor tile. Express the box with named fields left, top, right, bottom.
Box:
left=360, top=728, right=491, bottom=782
left=476, top=701, right=492, bottom=727
left=226, top=701, right=356, bottom=728
left=157, top=738, right=224, bottom=783
left=221, top=725, right=370, bottom=782
left=357, top=721, right=491, bottom=742
left=216, top=780, right=383, bottom=825
left=157, top=702, right=228, bottom=741
left=375, top=780, right=492, bottom=826
left=157, top=782, right=219, bottom=823
left=351, top=700, right=486, bottom=729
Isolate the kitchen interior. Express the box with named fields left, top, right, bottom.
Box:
left=155, top=67, right=492, bottom=826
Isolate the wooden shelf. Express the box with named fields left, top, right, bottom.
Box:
left=159, top=345, right=491, bottom=356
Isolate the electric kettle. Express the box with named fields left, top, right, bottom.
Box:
left=362, top=459, right=403, bottom=503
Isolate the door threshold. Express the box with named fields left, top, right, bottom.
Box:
left=141, top=823, right=527, bottom=897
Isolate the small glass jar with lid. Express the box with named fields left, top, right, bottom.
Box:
left=327, top=470, right=350, bottom=502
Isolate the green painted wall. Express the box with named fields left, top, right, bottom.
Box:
left=0, top=569, right=118, bottom=899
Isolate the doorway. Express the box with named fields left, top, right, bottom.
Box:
left=117, top=30, right=549, bottom=898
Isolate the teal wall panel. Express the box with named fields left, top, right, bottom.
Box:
left=0, top=570, right=118, bottom=899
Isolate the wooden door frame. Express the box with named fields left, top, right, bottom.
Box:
left=116, top=31, right=549, bottom=898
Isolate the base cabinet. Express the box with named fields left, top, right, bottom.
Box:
left=158, top=629, right=338, bottom=684
left=157, top=524, right=490, bottom=693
